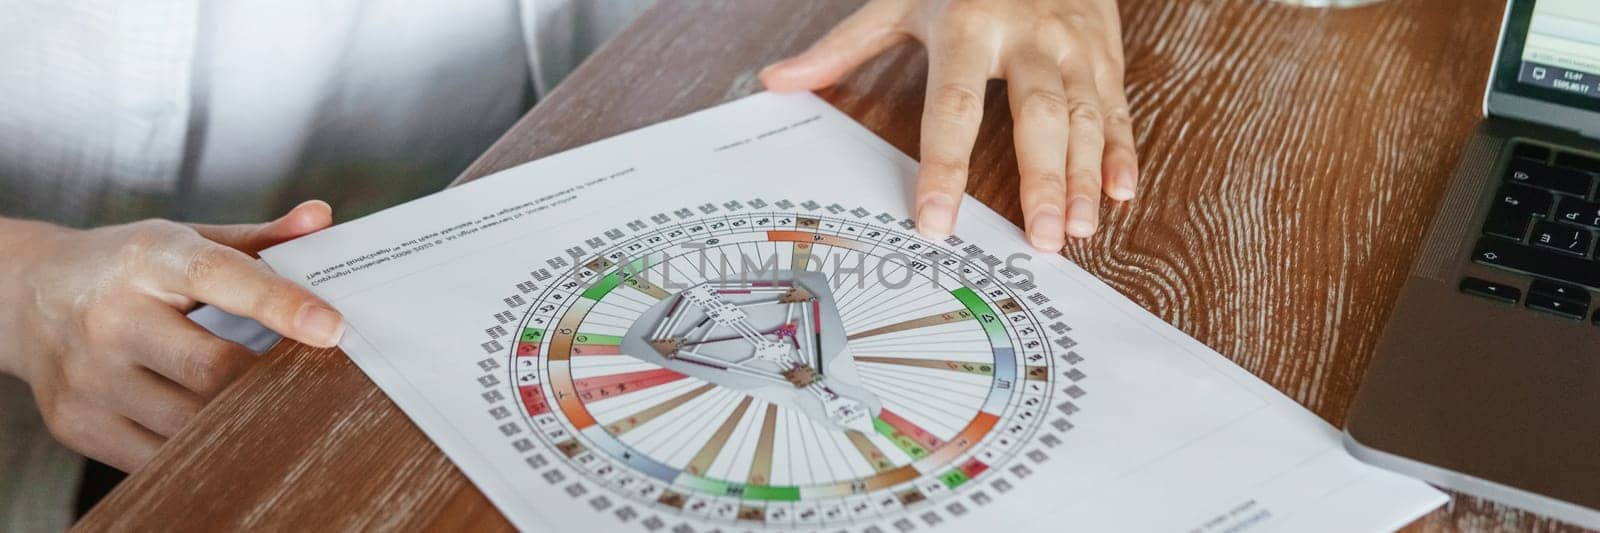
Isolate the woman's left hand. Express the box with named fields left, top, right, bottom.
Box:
left=761, top=0, right=1138, bottom=252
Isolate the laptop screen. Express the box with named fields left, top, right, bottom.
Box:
left=1492, top=0, right=1600, bottom=118
left=1515, top=0, right=1599, bottom=102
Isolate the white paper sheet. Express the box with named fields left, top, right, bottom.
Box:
left=261, top=92, right=1445, bottom=532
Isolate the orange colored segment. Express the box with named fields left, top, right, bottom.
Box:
left=572, top=344, right=622, bottom=356
left=863, top=465, right=920, bottom=491
left=766, top=230, right=812, bottom=242
left=548, top=360, right=596, bottom=429
left=922, top=412, right=999, bottom=465
left=764, top=230, right=860, bottom=250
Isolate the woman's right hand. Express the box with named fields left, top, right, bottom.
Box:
left=0, top=201, right=344, bottom=472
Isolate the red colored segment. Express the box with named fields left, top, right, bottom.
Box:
left=959, top=457, right=989, bottom=478
left=572, top=368, right=687, bottom=402
left=519, top=385, right=551, bottom=416
left=878, top=408, right=944, bottom=450
left=516, top=342, right=540, bottom=357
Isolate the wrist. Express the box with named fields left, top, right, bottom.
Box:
left=0, top=217, right=66, bottom=378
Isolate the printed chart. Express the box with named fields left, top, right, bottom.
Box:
left=264, top=92, right=1444, bottom=533
left=490, top=200, right=1082, bottom=531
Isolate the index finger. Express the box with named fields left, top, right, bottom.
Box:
left=159, top=237, right=345, bottom=348
left=914, top=37, right=995, bottom=239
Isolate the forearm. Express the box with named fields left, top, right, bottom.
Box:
left=0, top=216, right=66, bottom=255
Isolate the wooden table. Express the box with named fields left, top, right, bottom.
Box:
left=78, top=0, right=1584, bottom=531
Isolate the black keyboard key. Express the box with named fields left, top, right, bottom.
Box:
left=1482, top=184, right=1554, bottom=239
left=1493, top=183, right=1554, bottom=215
left=1505, top=159, right=1595, bottom=197
left=1526, top=293, right=1588, bottom=320
left=1531, top=221, right=1594, bottom=256
left=1512, top=143, right=1551, bottom=162
left=1555, top=152, right=1600, bottom=174
left=1554, top=196, right=1600, bottom=228
left=1471, top=237, right=1600, bottom=290
left=1529, top=279, right=1590, bottom=305
left=1459, top=277, right=1521, bottom=303
left=1483, top=206, right=1534, bottom=240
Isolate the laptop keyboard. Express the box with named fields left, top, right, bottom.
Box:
left=1466, top=141, right=1600, bottom=324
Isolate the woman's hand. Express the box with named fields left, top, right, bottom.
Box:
left=0, top=201, right=343, bottom=472
left=761, top=0, right=1136, bottom=252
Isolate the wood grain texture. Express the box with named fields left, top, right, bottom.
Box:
left=76, top=0, right=1590, bottom=531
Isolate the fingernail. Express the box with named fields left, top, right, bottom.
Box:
left=1066, top=196, right=1097, bottom=238
left=295, top=304, right=346, bottom=347
left=917, top=194, right=958, bottom=239
left=1113, top=170, right=1137, bottom=200
left=279, top=200, right=334, bottom=234
left=760, top=58, right=794, bottom=78
left=1028, top=205, right=1066, bottom=251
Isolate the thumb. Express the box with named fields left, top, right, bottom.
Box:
left=759, top=0, right=910, bottom=92
left=189, top=200, right=334, bottom=256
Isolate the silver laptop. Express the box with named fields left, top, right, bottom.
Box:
left=1344, top=0, right=1599, bottom=528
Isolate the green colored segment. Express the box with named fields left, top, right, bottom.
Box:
left=520, top=328, right=545, bottom=343
left=951, top=287, right=1006, bottom=343
left=939, top=469, right=971, bottom=489
left=873, top=417, right=928, bottom=459
left=581, top=257, right=654, bottom=300
left=581, top=274, right=622, bottom=300
left=573, top=333, right=624, bottom=345
left=678, top=475, right=799, bottom=502
left=743, top=484, right=801, bottom=501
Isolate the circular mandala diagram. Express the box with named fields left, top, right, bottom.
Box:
left=493, top=199, right=1085, bottom=531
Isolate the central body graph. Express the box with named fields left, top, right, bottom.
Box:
left=499, top=202, right=1082, bottom=530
